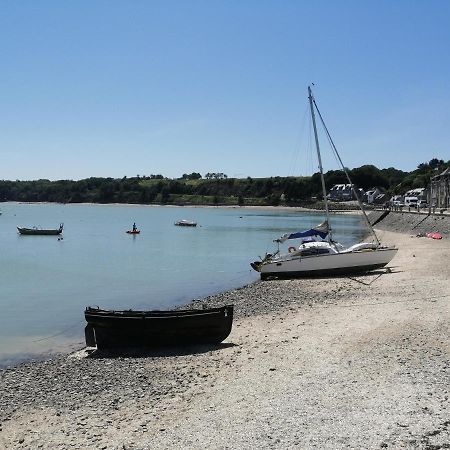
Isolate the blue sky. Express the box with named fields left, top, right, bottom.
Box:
left=1, top=1, right=449, bottom=181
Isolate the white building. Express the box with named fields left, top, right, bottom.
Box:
left=404, top=188, right=426, bottom=200
left=328, top=184, right=360, bottom=201
left=364, top=187, right=385, bottom=204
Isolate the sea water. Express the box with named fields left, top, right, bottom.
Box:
left=0, top=202, right=367, bottom=366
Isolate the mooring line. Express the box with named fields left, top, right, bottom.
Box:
left=31, top=319, right=85, bottom=343
left=347, top=272, right=384, bottom=286
left=30, top=271, right=254, bottom=344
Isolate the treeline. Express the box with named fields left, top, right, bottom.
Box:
left=1, top=159, right=448, bottom=206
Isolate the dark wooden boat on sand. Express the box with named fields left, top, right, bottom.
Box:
left=17, top=223, right=64, bottom=235
left=84, top=305, right=233, bottom=350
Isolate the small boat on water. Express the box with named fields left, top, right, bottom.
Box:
left=17, top=223, right=64, bottom=235
left=84, top=305, right=233, bottom=350
left=174, top=219, right=197, bottom=227
left=126, top=222, right=140, bottom=234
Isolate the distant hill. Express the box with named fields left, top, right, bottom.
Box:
left=1, top=159, right=448, bottom=207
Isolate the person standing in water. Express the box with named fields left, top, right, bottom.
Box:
left=132, top=222, right=137, bottom=232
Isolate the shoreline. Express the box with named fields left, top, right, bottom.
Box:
left=1, top=225, right=449, bottom=448
left=0, top=201, right=368, bottom=369
left=5, top=200, right=363, bottom=215
left=7, top=200, right=450, bottom=220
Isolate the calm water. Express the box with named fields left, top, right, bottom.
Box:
left=0, top=202, right=367, bottom=366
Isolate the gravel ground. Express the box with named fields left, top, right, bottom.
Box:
left=1, top=223, right=449, bottom=449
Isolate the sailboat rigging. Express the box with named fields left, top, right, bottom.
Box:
left=250, top=86, right=397, bottom=279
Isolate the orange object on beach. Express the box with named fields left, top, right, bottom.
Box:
left=426, top=232, right=443, bottom=240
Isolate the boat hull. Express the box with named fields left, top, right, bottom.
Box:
left=174, top=221, right=197, bottom=227
left=84, top=305, right=233, bottom=349
left=17, top=227, right=63, bottom=235
left=256, top=248, right=398, bottom=279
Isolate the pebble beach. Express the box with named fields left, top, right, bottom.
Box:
left=1, top=211, right=449, bottom=450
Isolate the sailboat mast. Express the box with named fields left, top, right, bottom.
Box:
left=308, top=86, right=331, bottom=241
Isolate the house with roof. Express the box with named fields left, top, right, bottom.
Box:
left=364, top=187, right=387, bottom=204
left=327, top=184, right=363, bottom=201
left=405, top=188, right=427, bottom=200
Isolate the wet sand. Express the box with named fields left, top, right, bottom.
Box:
left=1, top=228, right=449, bottom=449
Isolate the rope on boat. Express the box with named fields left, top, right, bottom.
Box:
left=347, top=272, right=384, bottom=286
left=31, top=319, right=85, bottom=343
left=29, top=270, right=254, bottom=344
left=411, top=213, right=431, bottom=229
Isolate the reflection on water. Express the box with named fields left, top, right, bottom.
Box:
left=0, top=203, right=367, bottom=366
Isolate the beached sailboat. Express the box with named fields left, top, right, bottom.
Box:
left=251, top=87, right=397, bottom=279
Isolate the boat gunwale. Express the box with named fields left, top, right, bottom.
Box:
left=264, top=246, right=398, bottom=264
left=85, top=305, right=233, bottom=320
left=260, top=262, right=391, bottom=279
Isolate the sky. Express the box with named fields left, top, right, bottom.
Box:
left=1, top=0, right=450, bottom=181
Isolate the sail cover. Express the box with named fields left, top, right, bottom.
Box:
left=275, top=221, right=329, bottom=243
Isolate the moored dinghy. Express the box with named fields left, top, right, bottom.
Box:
left=174, top=219, right=197, bottom=227
left=84, top=305, right=233, bottom=349
left=17, top=223, right=64, bottom=235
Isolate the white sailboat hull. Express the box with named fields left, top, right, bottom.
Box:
left=257, top=247, right=397, bottom=279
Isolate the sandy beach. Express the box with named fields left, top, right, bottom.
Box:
left=1, top=215, right=449, bottom=449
